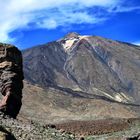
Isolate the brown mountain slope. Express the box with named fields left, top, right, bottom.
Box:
left=19, top=81, right=140, bottom=124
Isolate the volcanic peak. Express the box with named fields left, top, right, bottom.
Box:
left=59, top=32, right=89, bottom=52
left=64, top=32, right=80, bottom=39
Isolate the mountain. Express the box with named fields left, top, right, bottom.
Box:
left=7, top=32, right=140, bottom=139
left=0, top=34, right=140, bottom=140
left=22, top=32, right=140, bottom=105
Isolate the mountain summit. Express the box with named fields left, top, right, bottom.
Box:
left=22, top=33, right=140, bottom=105
left=64, top=32, right=80, bottom=39
left=59, top=32, right=89, bottom=52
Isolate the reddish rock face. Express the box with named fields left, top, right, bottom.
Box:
left=0, top=43, right=23, bottom=118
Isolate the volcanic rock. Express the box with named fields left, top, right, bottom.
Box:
left=0, top=43, right=23, bottom=118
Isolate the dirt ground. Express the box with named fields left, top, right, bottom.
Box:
left=52, top=118, right=140, bottom=136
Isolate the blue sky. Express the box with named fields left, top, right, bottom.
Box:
left=0, top=0, right=140, bottom=50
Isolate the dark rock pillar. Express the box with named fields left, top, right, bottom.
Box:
left=0, top=43, right=24, bottom=118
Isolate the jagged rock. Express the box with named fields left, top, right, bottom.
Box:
left=0, top=43, right=23, bottom=118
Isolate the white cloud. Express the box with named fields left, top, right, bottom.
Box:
left=0, top=0, right=135, bottom=43
left=133, top=41, right=140, bottom=46
left=109, top=6, right=140, bottom=13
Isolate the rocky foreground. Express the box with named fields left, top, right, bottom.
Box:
left=0, top=112, right=75, bottom=140
left=0, top=111, right=140, bottom=140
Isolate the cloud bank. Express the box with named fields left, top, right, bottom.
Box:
left=133, top=41, right=140, bottom=46
left=0, top=0, right=139, bottom=42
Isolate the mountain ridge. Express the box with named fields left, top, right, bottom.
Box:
left=22, top=33, right=140, bottom=105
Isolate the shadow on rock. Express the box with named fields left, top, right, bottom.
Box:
left=0, top=126, right=17, bottom=140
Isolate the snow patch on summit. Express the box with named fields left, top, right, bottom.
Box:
left=62, top=37, right=78, bottom=51
left=61, top=35, right=89, bottom=52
